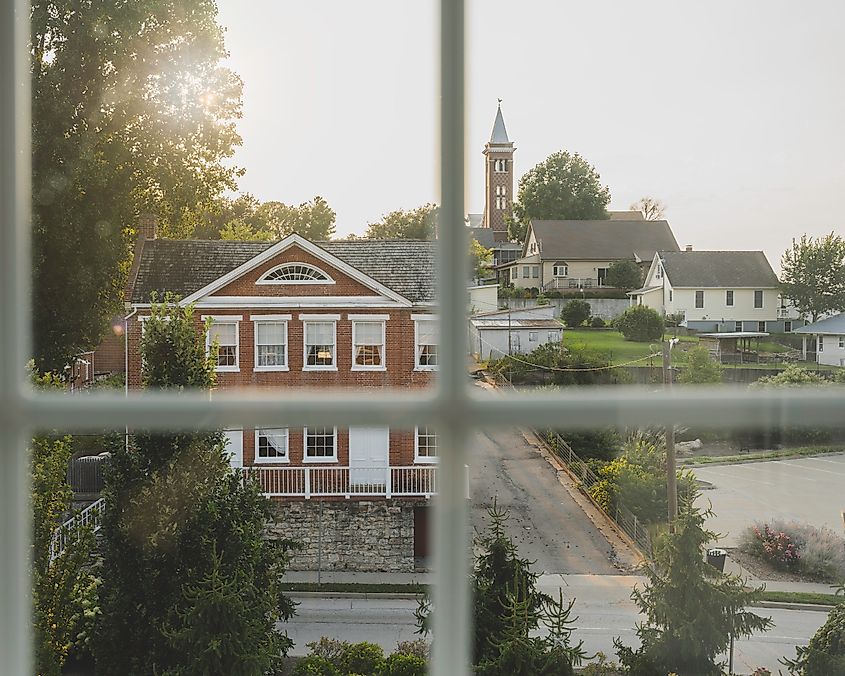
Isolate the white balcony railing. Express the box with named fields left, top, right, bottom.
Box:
left=49, top=497, right=105, bottom=563
left=241, top=465, right=437, bottom=499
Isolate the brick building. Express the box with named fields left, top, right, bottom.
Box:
left=125, top=230, right=439, bottom=570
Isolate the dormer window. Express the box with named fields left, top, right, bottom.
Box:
left=258, top=263, right=334, bottom=284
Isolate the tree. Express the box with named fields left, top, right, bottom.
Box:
left=615, top=503, right=773, bottom=676
left=365, top=204, right=439, bottom=240
left=470, top=238, right=494, bottom=281
left=560, top=299, right=592, bottom=328
left=253, top=196, right=337, bottom=240
left=615, top=305, right=664, bottom=341
left=219, top=220, right=276, bottom=242
left=605, top=259, right=643, bottom=292
left=630, top=197, right=666, bottom=221
left=678, top=346, right=722, bottom=384
left=780, top=233, right=845, bottom=322
left=509, top=151, right=611, bottom=242
left=32, top=0, right=244, bottom=372
left=782, top=594, right=845, bottom=675
left=96, top=300, right=296, bottom=675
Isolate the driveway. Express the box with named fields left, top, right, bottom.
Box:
left=468, top=427, right=623, bottom=575
left=693, top=453, right=845, bottom=546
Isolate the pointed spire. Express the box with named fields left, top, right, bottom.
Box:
left=489, top=100, right=510, bottom=144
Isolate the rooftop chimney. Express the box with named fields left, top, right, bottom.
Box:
left=685, top=244, right=693, bottom=252
left=138, top=212, right=157, bottom=240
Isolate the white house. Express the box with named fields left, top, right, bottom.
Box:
left=793, top=313, right=845, bottom=366
left=629, top=249, right=801, bottom=333
left=470, top=306, right=563, bottom=360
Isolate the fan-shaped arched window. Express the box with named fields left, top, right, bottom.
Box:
left=257, top=263, right=335, bottom=284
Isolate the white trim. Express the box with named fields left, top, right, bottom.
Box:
left=303, top=426, right=338, bottom=463
left=133, top=298, right=410, bottom=310
left=249, top=314, right=292, bottom=321
left=256, top=262, right=335, bottom=285
left=347, top=313, right=390, bottom=321
left=351, top=319, right=387, bottom=372
left=200, top=314, right=244, bottom=321
left=223, top=429, right=244, bottom=468
left=414, top=317, right=439, bottom=371
left=253, top=318, right=289, bottom=372
left=412, top=313, right=438, bottom=321
left=415, top=426, right=439, bottom=464
left=204, top=316, right=240, bottom=372
left=302, top=319, right=337, bottom=371
left=179, top=233, right=412, bottom=306
left=299, top=313, right=341, bottom=321
left=254, top=428, right=290, bottom=464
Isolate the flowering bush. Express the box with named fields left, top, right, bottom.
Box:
left=740, top=519, right=845, bottom=581
left=752, top=524, right=800, bottom=568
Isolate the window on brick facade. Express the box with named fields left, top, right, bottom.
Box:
left=726, top=290, right=734, bottom=306
left=304, top=321, right=335, bottom=368
left=495, top=185, right=507, bottom=209
left=259, top=263, right=333, bottom=284
left=305, top=427, right=337, bottom=461
left=206, top=318, right=239, bottom=370
left=415, top=319, right=438, bottom=369
left=695, top=290, right=704, bottom=309
left=254, top=320, right=287, bottom=369
left=255, top=428, right=289, bottom=463
left=415, top=426, right=437, bottom=463
left=754, top=290, right=764, bottom=308
left=352, top=320, right=385, bottom=369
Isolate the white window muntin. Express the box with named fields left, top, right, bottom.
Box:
left=257, top=262, right=335, bottom=285
left=350, top=316, right=387, bottom=371
left=304, top=426, right=338, bottom=462
left=415, top=426, right=438, bottom=463
left=202, top=315, right=242, bottom=372
left=254, top=428, right=289, bottom=464
left=300, top=314, right=339, bottom=371
left=413, top=315, right=438, bottom=371
left=553, top=262, right=568, bottom=277
left=251, top=314, right=290, bottom=371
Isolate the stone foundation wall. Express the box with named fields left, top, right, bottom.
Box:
left=268, top=499, right=422, bottom=572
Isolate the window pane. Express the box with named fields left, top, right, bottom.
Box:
left=256, top=322, right=285, bottom=345
left=305, top=322, right=333, bottom=344
left=209, top=323, right=236, bottom=345
left=354, top=321, right=382, bottom=345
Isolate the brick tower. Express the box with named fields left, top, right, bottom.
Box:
left=482, top=102, right=515, bottom=242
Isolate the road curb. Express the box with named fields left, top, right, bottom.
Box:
left=752, top=600, right=835, bottom=613
left=287, top=591, right=422, bottom=601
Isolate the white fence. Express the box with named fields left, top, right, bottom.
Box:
left=241, top=465, right=437, bottom=498
left=48, top=497, right=104, bottom=563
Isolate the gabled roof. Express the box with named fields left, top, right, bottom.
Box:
left=609, top=210, right=645, bottom=220
left=793, top=313, right=845, bottom=335
left=527, top=219, right=679, bottom=260
left=659, top=250, right=778, bottom=288
left=131, top=237, right=436, bottom=304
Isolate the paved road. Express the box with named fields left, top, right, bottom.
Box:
left=468, top=427, right=621, bottom=575
left=693, top=453, right=845, bottom=546
left=284, top=585, right=828, bottom=673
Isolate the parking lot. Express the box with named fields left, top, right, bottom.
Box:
left=693, top=453, right=845, bottom=546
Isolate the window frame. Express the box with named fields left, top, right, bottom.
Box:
left=413, top=315, right=439, bottom=371
left=754, top=290, right=764, bottom=309
left=819, top=335, right=824, bottom=352
left=695, top=290, right=705, bottom=309
left=350, top=315, right=388, bottom=371
left=252, top=314, right=290, bottom=372
left=202, top=315, right=241, bottom=372
left=303, top=426, right=338, bottom=463
left=257, top=262, right=335, bottom=285
left=725, top=290, right=734, bottom=307
left=301, top=314, right=339, bottom=371
left=254, top=428, right=290, bottom=464
left=553, top=262, right=568, bottom=277
left=415, top=426, right=438, bottom=464
left=757, top=321, right=766, bottom=333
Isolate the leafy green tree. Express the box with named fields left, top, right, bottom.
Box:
left=219, top=219, right=276, bottom=242
left=780, top=233, right=845, bottom=322
left=615, top=503, right=773, bottom=676
left=253, top=196, right=337, bottom=240
left=615, top=306, right=664, bottom=342
left=678, top=346, right=722, bottom=384
left=96, top=299, right=296, bottom=675
left=605, top=259, right=643, bottom=292
left=509, top=151, right=611, bottom=242
left=629, top=197, right=666, bottom=221
left=560, top=299, right=592, bottom=327
left=31, top=0, right=243, bottom=372
left=365, top=204, right=439, bottom=240
left=781, top=591, right=845, bottom=675
left=471, top=238, right=494, bottom=281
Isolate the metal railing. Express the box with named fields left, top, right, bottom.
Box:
left=543, top=277, right=612, bottom=291
left=66, top=454, right=108, bottom=496
left=48, top=497, right=105, bottom=563
left=241, top=465, right=437, bottom=499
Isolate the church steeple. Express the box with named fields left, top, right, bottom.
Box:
left=482, top=101, right=515, bottom=242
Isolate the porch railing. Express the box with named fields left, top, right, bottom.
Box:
left=49, top=497, right=105, bottom=563
left=543, top=277, right=611, bottom=291
left=241, top=465, right=437, bottom=498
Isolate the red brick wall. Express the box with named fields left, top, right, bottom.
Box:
left=92, top=329, right=125, bottom=377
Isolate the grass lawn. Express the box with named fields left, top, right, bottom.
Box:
left=563, top=329, right=697, bottom=365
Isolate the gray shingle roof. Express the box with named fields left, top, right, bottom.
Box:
left=659, top=250, right=778, bottom=288
left=792, top=313, right=845, bottom=335
left=529, top=219, right=679, bottom=260
left=131, top=239, right=436, bottom=304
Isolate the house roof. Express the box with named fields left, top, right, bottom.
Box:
left=472, top=318, right=562, bottom=329
left=793, top=313, right=845, bottom=335
left=528, top=219, right=679, bottom=261
left=609, top=210, right=645, bottom=220
left=131, top=238, right=436, bottom=304
left=659, top=250, right=778, bottom=288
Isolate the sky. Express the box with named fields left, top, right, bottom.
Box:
left=215, top=0, right=845, bottom=270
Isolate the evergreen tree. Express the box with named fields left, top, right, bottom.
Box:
left=615, top=503, right=772, bottom=676
left=96, top=299, right=297, bottom=675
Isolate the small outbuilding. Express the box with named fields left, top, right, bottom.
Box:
left=698, top=331, right=770, bottom=364
left=793, top=313, right=845, bottom=366
left=470, top=306, right=563, bottom=360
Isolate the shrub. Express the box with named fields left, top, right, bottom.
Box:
left=393, top=640, right=430, bottom=660
left=590, top=316, right=606, bottom=328
left=561, top=299, right=591, bottom=327
left=677, top=346, right=722, bottom=384
left=291, top=655, right=341, bottom=676
left=553, top=428, right=621, bottom=462
left=781, top=603, right=845, bottom=675
left=751, top=524, right=800, bottom=569
left=339, top=642, right=386, bottom=675
left=382, top=652, right=427, bottom=676
left=306, top=637, right=349, bottom=665
left=739, top=519, right=845, bottom=581
left=614, top=306, right=664, bottom=341
left=605, top=259, right=643, bottom=292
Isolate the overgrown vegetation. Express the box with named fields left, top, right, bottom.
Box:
left=614, top=306, right=664, bottom=342
left=677, top=346, right=722, bottom=384
left=781, top=587, right=845, bottom=675
left=292, top=638, right=428, bottom=676
left=560, top=299, right=592, bottom=327
left=489, top=343, right=630, bottom=386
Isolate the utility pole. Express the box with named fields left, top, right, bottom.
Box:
left=663, top=340, right=678, bottom=528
